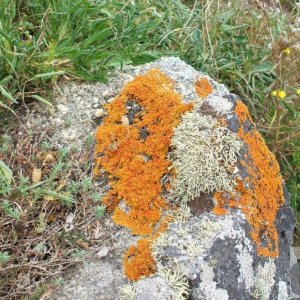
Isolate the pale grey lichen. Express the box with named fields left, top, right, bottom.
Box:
left=252, top=259, right=276, bottom=300
left=119, top=282, right=137, bottom=300
left=278, top=281, right=288, bottom=300
left=152, top=212, right=280, bottom=299
left=170, top=110, right=241, bottom=203
left=155, top=263, right=190, bottom=300
left=198, top=260, right=230, bottom=300
left=206, top=95, right=234, bottom=115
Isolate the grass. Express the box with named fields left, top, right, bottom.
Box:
left=0, top=132, right=106, bottom=298
left=0, top=0, right=299, bottom=298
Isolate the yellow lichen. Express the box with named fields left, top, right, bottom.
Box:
left=213, top=100, right=284, bottom=257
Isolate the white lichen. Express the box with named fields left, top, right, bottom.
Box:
left=170, top=110, right=241, bottom=203
left=236, top=245, right=255, bottom=290
left=252, top=259, right=276, bottom=300
left=206, top=95, right=234, bottom=115
left=119, top=282, right=137, bottom=300
left=277, top=281, right=288, bottom=300
left=156, top=263, right=190, bottom=300
left=198, top=260, right=229, bottom=300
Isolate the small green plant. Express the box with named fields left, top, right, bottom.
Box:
left=70, top=249, right=86, bottom=259
left=17, top=175, right=31, bottom=197
left=85, top=134, right=94, bottom=149
left=40, top=140, right=51, bottom=150
left=0, top=160, right=12, bottom=186
left=1, top=200, right=21, bottom=219
left=94, top=205, right=105, bottom=218
left=53, top=277, right=64, bottom=286
left=0, top=251, right=10, bottom=264
left=81, top=176, right=92, bottom=192
left=91, top=193, right=102, bottom=202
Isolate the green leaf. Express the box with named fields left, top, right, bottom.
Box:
left=0, top=251, right=11, bottom=264
left=0, top=101, right=17, bottom=115
left=281, top=100, right=297, bottom=119
left=0, top=85, right=17, bottom=104
left=0, top=160, right=13, bottom=185
left=31, top=95, right=54, bottom=107
left=131, top=51, right=159, bottom=65
left=249, top=61, right=273, bottom=74
left=220, top=24, right=247, bottom=32
left=39, top=189, right=75, bottom=206
left=33, top=71, right=65, bottom=79
left=0, top=75, right=13, bottom=85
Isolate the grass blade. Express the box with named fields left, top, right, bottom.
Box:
left=31, top=95, right=54, bottom=107
left=0, top=160, right=13, bottom=185
left=0, top=85, right=17, bottom=104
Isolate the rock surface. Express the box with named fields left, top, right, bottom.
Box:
left=46, top=57, right=295, bottom=300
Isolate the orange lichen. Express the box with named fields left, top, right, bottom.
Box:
left=94, top=69, right=192, bottom=279
left=213, top=100, right=284, bottom=257
left=213, top=191, right=230, bottom=215
left=124, top=239, right=156, bottom=281
left=195, top=77, right=213, bottom=98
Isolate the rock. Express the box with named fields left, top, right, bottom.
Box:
left=49, top=57, right=295, bottom=300
left=97, top=247, right=109, bottom=258
left=136, top=277, right=173, bottom=300
left=121, top=115, right=129, bottom=126
left=57, top=104, right=69, bottom=114
left=95, top=108, right=106, bottom=118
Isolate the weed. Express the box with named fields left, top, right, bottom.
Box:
left=0, top=251, right=10, bottom=265
left=53, top=277, right=65, bottom=287
left=40, top=140, right=52, bottom=150
left=0, top=139, right=105, bottom=298
left=94, top=205, right=105, bottom=218
left=1, top=200, right=21, bottom=220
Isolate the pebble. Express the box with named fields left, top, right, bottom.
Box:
left=121, top=115, right=129, bottom=126
left=95, top=108, right=106, bottom=118
left=57, top=104, right=69, bottom=114
left=97, top=247, right=109, bottom=258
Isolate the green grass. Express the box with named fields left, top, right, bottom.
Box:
left=0, top=0, right=300, bottom=297
left=5, top=0, right=297, bottom=209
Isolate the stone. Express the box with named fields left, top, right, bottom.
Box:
left=57, top=104, right=69, bottom=114
left=95, top=108, right=106, bottom=118
left=45, top=57, right=295, bottom=300
left=136, top=277, right=173, bottom=300
left=97, top=247, right=109, bottom=258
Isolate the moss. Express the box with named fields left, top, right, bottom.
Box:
left=195, top=77, right=213, bottom=99
left=213, top=100, right=284, bottom=257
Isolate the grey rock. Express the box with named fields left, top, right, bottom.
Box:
left=136, top=277, right=173, bottom=300
left=38, top=57, right=294, bottom=300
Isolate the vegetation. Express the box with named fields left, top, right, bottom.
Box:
left=0, top=0, right=299, bottom=298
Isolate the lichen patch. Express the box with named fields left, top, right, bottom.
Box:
left=94, top=69, right=192, bottom=280
left=195, top=77, right=213, bottom=99
left=213, top=100, right=285, bottom=257
left=170, top=111, right=241, bottom=203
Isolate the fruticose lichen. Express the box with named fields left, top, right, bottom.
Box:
left=119, top=282, right=137, bottom=300
left=170, top=110, right=241, bottom=203
left=213, top=100, right=285, bottom=257
left=155, top=264, right=190, bottom=299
